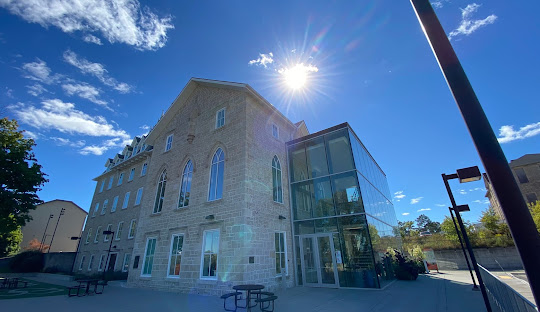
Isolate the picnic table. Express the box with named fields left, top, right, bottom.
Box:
left=232, top=284, right=265, bottom=312
left=76, top=279, right=99, bottom=296
left=0, top=277, right=27, bottom=289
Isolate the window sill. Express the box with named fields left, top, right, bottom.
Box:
left=198, top=278, right=218, bottom=284
left=206, top=198, right=223, bottom=204
left=272, top=200, right=285, bottom=206
left=140, top=275, right=152, bottom=278
left=150, top=212, right=162, bottom=217
left=166, top=276, right=180, bottom=280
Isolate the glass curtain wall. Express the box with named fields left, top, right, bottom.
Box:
left=288, top=125, right=400, bottom=289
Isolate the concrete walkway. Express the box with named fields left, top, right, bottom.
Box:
left=2, top=271, right=486, bottom=311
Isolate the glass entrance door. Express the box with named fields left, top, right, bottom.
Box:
left=299, top=234, right=339, bottom=287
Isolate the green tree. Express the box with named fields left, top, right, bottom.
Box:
left=397, top=221, right=415, bottom=238
left=0, top=118, right=47, bottom=257
left=528, top=200, right=540, bottom=233
left=415, top=214, right=441, bottom=234
left=0, top=223, right=22, bottom=256
left=480, top=207, right=502, bottom=234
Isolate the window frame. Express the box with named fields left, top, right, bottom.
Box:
left=272, top=155, right=283, bottom=203
left=78, top=255, right=86, bottom=271
left=87, top=254, right=94, bottom=271
left=141, top=163, right=148, bottom=176
left=101, top=199, right=108, bottom=215
left=167, top=233, right=185, bottom=278
left=128, top=219, right=136, bottom=239
left=200, top=229, right=220, bottom=280
left=115, top=221, right=124, bottom=241
left=208, top=148, right=225, bottom=201
left=274, top=231, right=288, bottom=276
left=85, top=228, right=92, bottom=244
left=178, top=160, right=193, bottom=208
left=515, top=167, right=529, bottom=184
left=117, top=172, right=124, bottom=185
left=92, top=203, right=99, bottom=217
left=122, top=192, right=130, bottom=209
left=98, top=254, right=106, bottom=272
left=94, top=226, right=102, bottom=243
left=99, top=180, right=105, bottom=193
left=141, top=237, right=157, bottom=277
left=272, top=124, right=279, bottom=139
left=215, top=108, right=226, bottom=129
left=165, top=134, right=174, bottom=152
left=153, top=170, right=167, bottom=213
left=128, top=168, right=135, bottom=181
left=111, top=196, right=119, bottom=213
left=107, top=176, right=114, bottom=190
left=122, top=253, right=131, bottom=273
left=135, top=187, right=144, bottom=206
left=104, top=224, right=112, bottom=242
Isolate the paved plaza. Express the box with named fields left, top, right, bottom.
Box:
left=0, top=271, right=491, bottom=312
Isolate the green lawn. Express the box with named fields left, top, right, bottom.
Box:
left=0, top=279, right=67, bottom=300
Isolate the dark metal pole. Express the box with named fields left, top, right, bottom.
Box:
left=103, top=232, right=114, bottom=280
left=48, top=208, right=65, bottom=253
left=443, top=175, right=491, bottom=311
left=40, top=214, right=54, bottom=251
left=449, top=207, right=478, bottom=290
left=412, top=0, right=540, bottom=306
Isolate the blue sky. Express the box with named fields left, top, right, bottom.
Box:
left=1, top=0, right=539, bottom=224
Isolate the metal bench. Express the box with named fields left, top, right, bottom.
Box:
left=67, top=285, right=83, bottom=297
left=94, top=280, right=108, bottom=294
left=220, top=291, right=242, bottom=311
left=255, top=295, right=278, bottom=312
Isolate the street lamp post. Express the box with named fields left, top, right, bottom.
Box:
left=48, top=208, right=65, bottom=253
left=442, top=167, right=491, bottom=312
left=411, top=0, right=540, bottom=306
left=40, top=214, right=54, bottom=252
left=448, top=206, right=478, bottom=290
left=102, top=230, right=115, bottom=280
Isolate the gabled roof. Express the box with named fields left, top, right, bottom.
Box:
left=510, top=153, right=540, bottom=168
left=145, top=78, right=305, bottom=143
left=39, top=199, right=88, bottom=215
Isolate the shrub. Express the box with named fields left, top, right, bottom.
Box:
left=383, top=250, right=420, bottom=281
left=9, top=250, right=44, bottom=272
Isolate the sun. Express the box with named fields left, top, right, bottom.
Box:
left=279, top=63, right=318, bottom=90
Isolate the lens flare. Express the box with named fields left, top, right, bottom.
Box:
left=279, top=63, right=319, bottom=90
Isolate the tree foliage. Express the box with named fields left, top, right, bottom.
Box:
left=528, top=200, right=540, bottom=233
left=0, top=118, right=48, bottom=257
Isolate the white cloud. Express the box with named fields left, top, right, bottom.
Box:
left=473, top=199, right=490, bottom=204
left=459, top=189, right=467, bottom=195
left=26, top=84, right=49, bottom=96
left=449, top=3, right=497, bottom=39
left=21, top=59, right=60, bottom=84
left=402, top=212, right=410, bottom=216
left=9, top=99, right=130, bottom=140
left=248, top=52, right=274, bottom=68
left=435, top=204, right=447, bottom=207
left=497, top=122, right=540, bottom=143
left=411, top=197, right=423, bottom=204
left=278, top=63, right=319, bottom=76
left=51, top=136, right=85, bottom=148
left=83, top=34, right=103, bottom=45
left=63, top=50, right=133, bottom=93
left=80, top=138, right=130, bottom=156
left=0, top=0, right=174, bottom=50
left=5, top=87, right=14, bottom=98
left=417, top=208, right=432, bottom=212
left=23, top=130, right=42, bottom=140
left=394, top=191, right=406, bottom=199
left=62, top=83, right=108, bottom=106
left=431, top=0, right=447, bottom=9
left=140, top=124, right=150, bottom=131
left=469, top=187, right=486, bottom=192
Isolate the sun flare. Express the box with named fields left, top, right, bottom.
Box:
left=279, top=63, right=319, bottom=90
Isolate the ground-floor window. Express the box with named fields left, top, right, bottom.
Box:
left=275, top=232, right=288, bottom=275
left=98, top=255, right=106, bottom=271
left=78, top=255, right=85, bottom=271
left=142, top=237, right=157, bottom=276
left=200, top=230, right=219, bottom=279
left=88, top=255, right=94, bottom=271
left=168, top=234, right=184, bottom=277
left=122, top=253, right=131, bottom=272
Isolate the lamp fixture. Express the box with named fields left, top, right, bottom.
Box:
left=278, top=215, right=286, bottom=220
left=205, top=214, right=215, bottom=220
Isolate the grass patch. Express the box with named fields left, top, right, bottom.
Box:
left=0, top=279, right=67, bottom=300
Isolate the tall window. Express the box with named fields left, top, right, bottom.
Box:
left=135, top=187, right=144, bottom=205
left=111, top=196, right=119, bottom=213
left=128, top=168, right=135, bottom=181
left=154, top=171, right=167, bottom=213
left=165, top=134, right=173, bottom=151
left=122, top=192, right=130, bottom=209
left=272, top=124, right=279, bottom=139
left=85, top=228, right=92, bottom=244
left=515, top=168, right=529, bottom=183
left=272, top=156, right=283, bottom=203
left=98, top=255, right=106, bottom=271
left=99, top=180, right=105, bottom=192
left=142, top=238, right=157, bottom=276
left=216, top=108, right=225, bottom=129
left=101, top=199, right=108, bottom=215
left=93, top=203, right=99, bottom=217
left=275, top=232, right=288, bottom=275
left=88, top=255, right=94, bottom=271
left=94, top=226, right=102, bottom=243
left=78, top=255, right=85, bottom=271
left=116, top=222, right=124, bottom=240
left=107, top=176, right=114, bottom=189
left=104, top=224, right=112, bottom=242
left=141, top=163, right=148, bottom=176
left=128, top=219, right=136, bottom=239
left=117, top=173, right=124, bottom=185
left=168, top=234, right=184, bottom=277
left=122, top=253, right=131, bottom=272
left=200, top=230, right=219, bottom=279
left=178, top=160, right=193, bottom=208
left=208, top=149, right=224, bottom=201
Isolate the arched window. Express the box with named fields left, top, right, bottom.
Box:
left=178, top=160, right=193, bottom=208
left=272, top=156, right=283, bottom=203
left=208, top=148, right=224, bottom=201
left=154, top=170, right=167, bottom=213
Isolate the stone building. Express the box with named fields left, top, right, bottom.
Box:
left=484, top=153, right=540, bottom=220
left=21, top=199, right=87, bottom=252
left=75, top=78, right=399, bottom=294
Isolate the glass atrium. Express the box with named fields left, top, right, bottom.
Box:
left=287, top=123, right=401, bottom=288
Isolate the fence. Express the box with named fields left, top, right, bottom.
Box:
left=478, top=264, right=537, bottom=312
